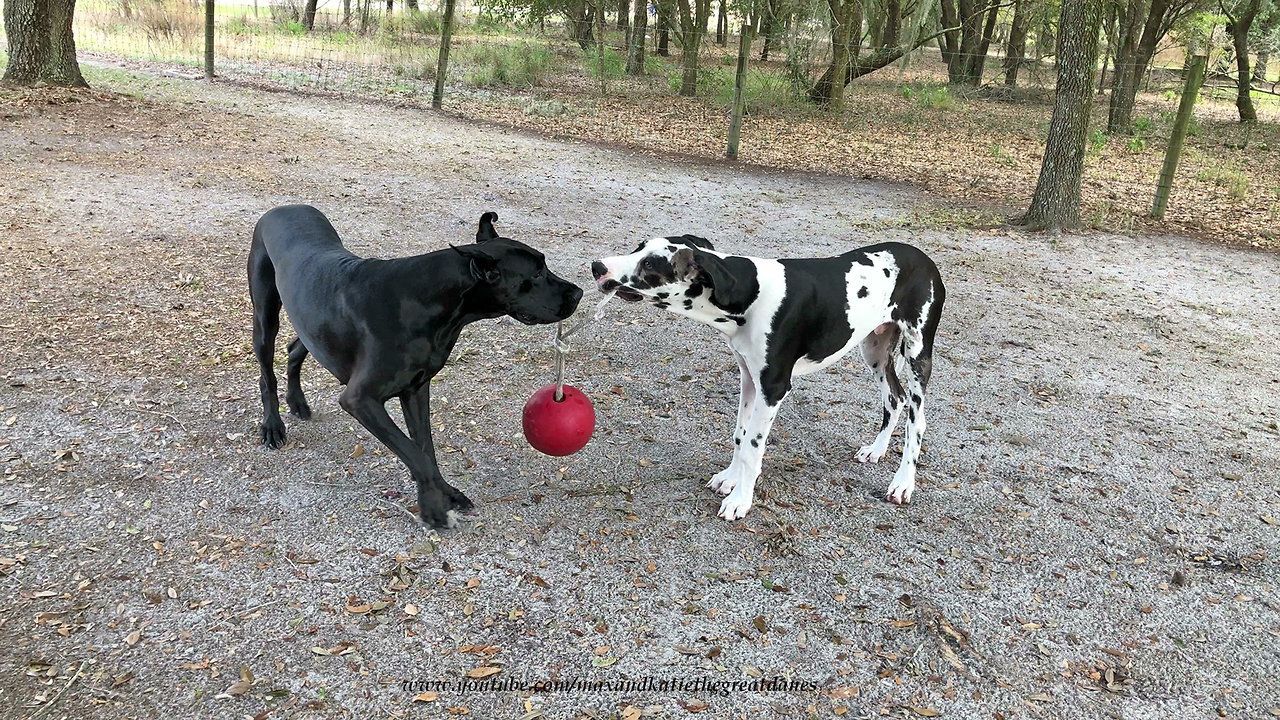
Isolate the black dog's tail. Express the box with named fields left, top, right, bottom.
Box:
left=477, top=212, right=499, bottom=242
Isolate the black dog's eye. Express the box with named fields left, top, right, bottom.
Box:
left=535, top=266, right=546, bottom=279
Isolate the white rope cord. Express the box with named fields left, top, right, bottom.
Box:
left=551, top=289, right=616, bottom=401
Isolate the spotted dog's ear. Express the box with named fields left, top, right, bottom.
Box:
left=675, top=234, right=714, bottom=251
left=476, top=212, right=499, bottom=243
left=672, top=248, right=752, bottom=313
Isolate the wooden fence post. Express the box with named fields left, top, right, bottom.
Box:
left=432, top=0, right=457, bottom=110
left=1151, top=54, right=1206, bottom=218
left=204, top=0, right=215, bottom=79
left=727, top=24, right=753, bottom=159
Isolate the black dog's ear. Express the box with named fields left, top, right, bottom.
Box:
left=672, top=249, right=754, bottom=312
left=451, top=244, right=501, bottom=283
left=676, top=234, right=714, bottom=251
left=477, top=212, right=499, bottom=243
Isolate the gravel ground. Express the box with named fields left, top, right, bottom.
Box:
left=1, top=73, right=1278, bottom=720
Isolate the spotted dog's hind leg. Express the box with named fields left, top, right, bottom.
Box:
left=885, top=322, right=935, bottom=505
left=709, top=349, right=756, bottom=495
left=857, top=322, right=905, bottom=464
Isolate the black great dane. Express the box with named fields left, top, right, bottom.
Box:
left=248, top=205, right=582, bottom=528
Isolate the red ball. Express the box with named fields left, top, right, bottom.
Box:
left=522, top=384, right=596, bottom=457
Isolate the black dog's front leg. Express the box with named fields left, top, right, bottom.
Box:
left=400, top=384, right=474, bottom=512
left=339, top=386, right=453, bottom=528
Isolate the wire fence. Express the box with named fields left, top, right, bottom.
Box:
left=1, top=0, right=1275, bottom=241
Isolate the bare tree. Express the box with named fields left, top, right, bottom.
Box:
left=3, top=0, right=86, bottom=86
left=1023, top=0, right=1104, bottom=230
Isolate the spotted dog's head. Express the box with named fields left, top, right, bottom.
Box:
left=592, top=236, right=757, bottom=320
left=590, top=235, right=716, bottom=305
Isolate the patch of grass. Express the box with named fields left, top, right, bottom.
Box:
left=1195, top=168, right=1249, bottom=199
left=1131, top=115, right=1155, bottom=135
left=675, top=66, right=806, bottom=115
left=988, top=143, right=1015, bottom=167
left=1125, top=136, right=1147, bottom=153
left=384, top=9, right=440, bottom=36
left=584, top=46, right=625, bottom=81
left=470, top=12, right=511, bottom=35
left=1088, top=129, right=1107, bottom=153
left=457, top=42, right=554, bottom=88
left=900, top=83, right=957, bottom=110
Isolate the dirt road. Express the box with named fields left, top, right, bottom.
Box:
left=1, top=74, right=1278, bottom=719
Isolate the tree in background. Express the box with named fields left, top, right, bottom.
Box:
left=1004, top=0, right=1033, bottom=86
left=676, top=0, right=713, bottom=94
left=1223, top=0, right=1268, bottom=120
left=1105, top=0, right=1203, bottom=133
left=3, top=0, right=86, bottom=86
left=627, top=0, right=649, bottom=72
left=1023, top=0, right=1104, bottom=229
left=939, top=0, right=1001, bottom=85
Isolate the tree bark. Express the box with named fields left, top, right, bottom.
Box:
left=1024, top=0, right=1103, bottom=230
left=657, top=2, right=671, bottom=55
left=676, top=0, right=710, bottom=95
left=968, top=0, right=999, bottom=81
left=626, top=0, right=648, bottom=74
left=760, top=0, right=778, bottom=59
left=304, top=0, right=318, bottom=29
left=716, top=0, right=727, bottom=45
left=617, top=0, right=629, bottom=29
left=882, top=0, right=900, bottom=48
left=3, top=0, right=86, bottom=87
left=1107, top=0, right=1175, bottom=132
left=1255, top=50, right=1270, bottom=84
left=939, top=0, right=960, bottom=72
left=1004, top=0, right=1029, bottom=86
left=1227, top=0, right=1260, bottom=121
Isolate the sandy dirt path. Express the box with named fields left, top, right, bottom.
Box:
left=1, top=76, right=1278, bottom=720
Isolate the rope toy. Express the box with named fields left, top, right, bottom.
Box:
left=522, top=289, right=615, bottom=456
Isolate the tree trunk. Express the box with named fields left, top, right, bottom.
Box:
left=304, top=0, right=318, bottom=29
left=1107, top=0, right=1173, bottom=133
left=1255, top=50, right=1269, bottom=84
left=405, top=0, right=417, bottom=9
left=1004, top=0, right=1028, bottom=86
left=760, top=0, right=777, bottom=59
left=386, top=0, right=392, bottom=12
left=716, top=0, right=727, bottom=45
left=658, top=2, right=670, bottom=55
left=3, top=0, right=87, bottom=87
left=343, top=0, right=351, bottom=25
left=617, top=0, right=629, bottom=29
left=946, top=0, right=989, bottom=85
left=4, top=0, right=50, bottom=85
left=882, top=0, right=900, bottom=48
left=1096, top=5, right=1115, bottom=92
left=968, top=0, right=999, bottom=82
left=939, top=0, right=961, bottom=73
left=1227, top=0, right=1260, bottom=121
left=626, top=0, right=648, bottom=74
left=677, top=0, right=709, bottom=95
left=1024, top=0, right=1103, bottom=230
left=567, top=0, right=596, bottom=50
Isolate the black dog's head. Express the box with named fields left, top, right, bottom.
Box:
left=453, top=212, right=582, bottom=325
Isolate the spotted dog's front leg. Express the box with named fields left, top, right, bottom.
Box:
left=718, top=392, right=783, bottom=521
left=709, top=350, right=756, bottom=495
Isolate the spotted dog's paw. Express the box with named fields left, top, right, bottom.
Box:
left=857, top=443, right=888, bottom=463
left=717, top=490, right=754, bottom=521
left=708, top=466, right=739, bottom=495
left=885, top=472, right=915, bottom=505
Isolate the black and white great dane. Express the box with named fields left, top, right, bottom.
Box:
left=591, top=237, right=945, bottom=520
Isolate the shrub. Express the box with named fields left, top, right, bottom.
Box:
left=584, top=46, right=624, bottom=81
left=459, top=42, right=554, bottom=88
left=1196, top=168, right=1249, bottom=199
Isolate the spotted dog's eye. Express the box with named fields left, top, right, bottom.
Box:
left=639, top=257, right=652, bottom=271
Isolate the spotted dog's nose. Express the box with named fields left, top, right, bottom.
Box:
left=591, top=261, right=609, bottom=280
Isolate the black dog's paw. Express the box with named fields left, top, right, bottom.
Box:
left=287, top=395, right=312, bottom=420
left=259, top=417, right=287, bottom=449
left=417, top=486, right=458, bottom=529
left=446, top=488, right=475, bottom=512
